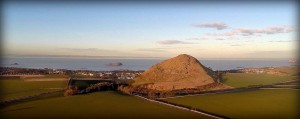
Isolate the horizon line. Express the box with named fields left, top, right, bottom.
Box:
left=1, top=54, right=294, bottom=60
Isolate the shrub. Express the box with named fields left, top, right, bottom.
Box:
left=158, top=91, right=173, bottom=98
left=220, top=77, right=228, bottom=83
left=148, top=90, right=157, bottom=99
left=127, top=80, right=135, bottom=85
left=158, top=91, right=166, bottom=98
left=165, top=91, right=174, bottom=97
left=73, top=81, right=89, bottom=90
left=64, top=86, right=78, bottom=96
left=118, top=85, right=133, bottom=95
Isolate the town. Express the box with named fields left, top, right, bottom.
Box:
left=0, top=67, right=144, bottom=80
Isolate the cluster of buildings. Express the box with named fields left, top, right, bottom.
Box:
left=115, top=71, right=141, bottom=80
left=97, top=70, right=142, bottom=80
left=238, top=67, right=287, bottom=76
left=239, top=68, right=265, bottom=74
left=0, top=67, right=143, bottom=80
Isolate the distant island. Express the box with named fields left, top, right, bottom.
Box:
left=107, top=62, right=123, bottom=66
left=10, top=63, right=19, bottom=65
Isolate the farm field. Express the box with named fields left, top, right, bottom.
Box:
left=0, top=79, right=67, bottom=101
left=0, top=91, right=210, bottom=119
left=274, top=66, right=299, bottom=76
left=0, top=74, right=70, bottom=79
left=164, top=89, right=299, bottom=119
left=222, top=73, right=295, bottom=88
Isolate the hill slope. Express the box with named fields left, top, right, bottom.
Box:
left=133, top=54, right=227, bottom=90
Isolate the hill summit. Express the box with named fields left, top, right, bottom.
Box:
left=133, top=54, right=222, bottom=90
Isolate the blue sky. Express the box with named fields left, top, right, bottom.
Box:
left=3, top=1, right=298, bottom=59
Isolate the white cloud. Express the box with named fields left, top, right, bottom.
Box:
left=268, top=40, right=298, bottom=42
left=215, top=38, right=225, bottom=40
left=223, top=25, right=296, bottom=36
left=57, top=48, right=134, bottom=57
left=60, top=48, right=112, bottom=52
left=230, top=44, right=242, bottom=46
left=136, top=48, right=167, bottom=52
left=185, top=37, right=208, bottom=40
left=157, top=40, right=195, bottom=45
left=193, top=22, right=227, bottom=30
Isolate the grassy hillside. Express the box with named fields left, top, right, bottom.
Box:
left=133, top=54, right=215, bottom=87
left=165, top=89, right=299, bottom=119
left=0, top=91, right=210, bottom=119
left=222, top=73, right=295, bottom=88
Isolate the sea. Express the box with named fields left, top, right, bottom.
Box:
left=1, top=56, right=295, bottom=71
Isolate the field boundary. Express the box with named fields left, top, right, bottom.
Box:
left=134, top=95, right=228, bottom=119
left=158, top=87, right=260, bottom=99
left=0, top=90, right=64, bottom=106
left=158, top=80, right=299, bottom=100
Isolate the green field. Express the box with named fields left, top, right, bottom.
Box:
left=222, top=73, right=295, bottom=88
left=0, top=91, right=210, bottom=119
left=165, top=89, right=299, bottom=119
left=0, top=80, right=67, bottom=101
left=22, top=74, right=70, bottom=79
left=275, top=66, right=299, bottom=76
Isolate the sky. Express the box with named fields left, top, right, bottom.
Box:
left=2, top=1, right=298, bottom=59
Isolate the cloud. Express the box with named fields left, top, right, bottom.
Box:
left=58, top=48, right=128, bottom=56
left=185, top=37, right=208, bottom=40
left=136, top=48, right=167, bottom=52
left=222, top=25, right=295, bottom=36
left=60, top=48, right=113, bottom=52
left=205, top=25, right=296, bottom=38
left=214, top=37, right=239, bottom=40
left=136, top=46, right=191, bottom=53
left=230, top=44, right=242, bottom=46
left=193, top=22, right=227, bottom=30
left=215, top=38, right=225, bottom=40
left=268, top=40, right=298, bottom=42
left=157, top=47, right=190, bottom=49
left=206, top=33, right=222, bottom=36
left=157, top=40, right=195, bottom=45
